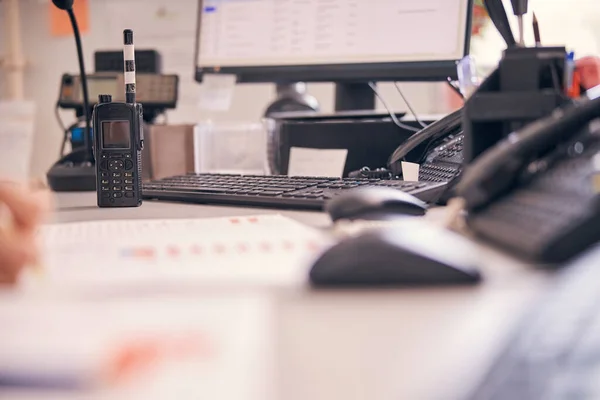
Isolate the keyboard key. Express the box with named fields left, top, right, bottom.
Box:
left=259, top=191, right=283, bottom=196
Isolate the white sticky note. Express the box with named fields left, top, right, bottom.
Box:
left=401, top=161, right=420, bottom=181
left=288, top=147, right=348, bottom=177
left=198, top=73, right=236, bottom=111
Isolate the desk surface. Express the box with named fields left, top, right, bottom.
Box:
left=48, top=193, right=553, bottom=400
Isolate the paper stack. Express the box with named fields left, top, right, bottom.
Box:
left=0, top=294, right=275, bottom=400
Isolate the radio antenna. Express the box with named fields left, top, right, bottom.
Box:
left=123, top=29, right=136, bottom=104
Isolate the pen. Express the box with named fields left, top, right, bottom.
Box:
left=565, top=51, right=576, bottom=95
left=510, top=0, right=528, bottom=46
left=532, top=12, right=541, bottom=46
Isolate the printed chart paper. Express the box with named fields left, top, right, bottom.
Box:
left=23, top=215, right=331, bottom=293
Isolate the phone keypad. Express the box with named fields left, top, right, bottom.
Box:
left=99, top=152, right=137, bottom=203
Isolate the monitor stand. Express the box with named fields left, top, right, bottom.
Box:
left=264, top=82, right=319, bottom=116
left=334, top=82, right=376, bottom=112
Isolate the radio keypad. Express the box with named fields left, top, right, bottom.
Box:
left=101, top=152, right=135, bottom=201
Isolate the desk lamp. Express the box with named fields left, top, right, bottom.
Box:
left=46, top=0, right=96, bottom=192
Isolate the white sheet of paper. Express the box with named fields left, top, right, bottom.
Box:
left=0, top=294, right=274, bottom=400
left=287, top=147, right=348, bottom=178
left=401, top=161, right=420, bottom=182
left=22, top=215, right=331, bottom=294
left=197, top=74, right=237, bottom=112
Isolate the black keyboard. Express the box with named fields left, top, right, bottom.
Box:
left=142, top=174, right=447, bottom=210
left=467, top=245, right=600, bottom=400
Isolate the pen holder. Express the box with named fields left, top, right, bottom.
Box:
left=463, top=46, right=570, bottom=162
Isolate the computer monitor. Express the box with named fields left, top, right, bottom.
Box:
left=195, top=0, right=473, bottom=111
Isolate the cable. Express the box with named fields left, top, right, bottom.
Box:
left=54, top=79, right=68, bottom=157
left=549, top=63, right=562, bottom=96
left=393, top=82, right=427, bottom=128
left=67, top=8, right=92, bottom=159
left=367, top=82, right=420, bottom=133
left=446, top=78, right=465, bottom=99
left=55, top=103, right=69, bottom=157
left=54, top=103, right=66, bottom=133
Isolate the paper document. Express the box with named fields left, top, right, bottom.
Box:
left=197, top=74, right=237, bottom=111
left=288, top=147, right=348, bottom=177
left=24, top=215, right=331, bottom=293
left=0, top=294, right=273, bottom=400
left=0, top=101, right=35, bottom=181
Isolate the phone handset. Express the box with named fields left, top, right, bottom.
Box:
left=456, top=94, right=600, bottom=211
left=387, top=108, right=463, bottom=173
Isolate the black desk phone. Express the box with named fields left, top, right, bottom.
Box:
left=456, top=94, right=600, bottom=263
left=351, top=109, right=464, bottom=203
left=388, top=108, right=463, bottom=183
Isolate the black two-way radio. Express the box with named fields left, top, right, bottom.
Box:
left=93, top=29, right=144, bottom=207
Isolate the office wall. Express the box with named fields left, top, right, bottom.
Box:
left=0, top=0, right=451, bottom=179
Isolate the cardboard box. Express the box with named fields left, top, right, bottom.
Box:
left=145, top=124, right=195, bottom=181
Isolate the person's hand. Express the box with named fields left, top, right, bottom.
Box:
left=0, top=182, right=51, bottom=285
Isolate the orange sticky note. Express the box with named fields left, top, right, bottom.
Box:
left=50, top=0, right=89, bottom=36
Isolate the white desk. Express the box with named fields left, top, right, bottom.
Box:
left=41, top=192, right=557, bottom=400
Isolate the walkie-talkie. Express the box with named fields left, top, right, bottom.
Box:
left=93, top=29, right=143, bottom=207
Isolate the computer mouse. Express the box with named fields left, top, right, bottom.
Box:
left=309, top=224, right=481, bottom=287
left=325, top=187, right=427, bottom=221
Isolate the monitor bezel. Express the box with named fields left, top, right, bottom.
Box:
left=194, top=0, right=474, bottom=83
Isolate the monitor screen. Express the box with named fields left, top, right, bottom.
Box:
left=196, top=0, right=472, bottom=82
left=102, top=121, right=131, bottom=149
